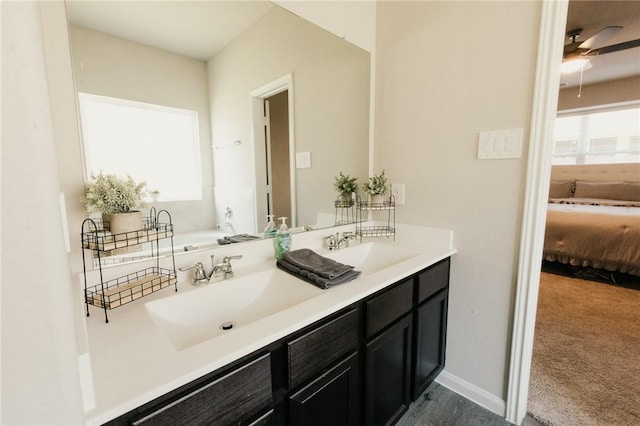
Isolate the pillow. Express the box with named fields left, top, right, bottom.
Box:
left=548, top=180, right=573, bottom=199
left=573, top=181, right=640, bottom=202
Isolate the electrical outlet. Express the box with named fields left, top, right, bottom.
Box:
left=391, top=183, right=405, bottom=205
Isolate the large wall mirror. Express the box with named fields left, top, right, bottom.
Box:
left=64, top=0, right=371, bottom=264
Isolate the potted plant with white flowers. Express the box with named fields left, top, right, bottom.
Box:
left=334, top=171, right=358, bottom=204
left=362, top=170, right=389, bottom=205
left=84, top=172, right=147, bottom=237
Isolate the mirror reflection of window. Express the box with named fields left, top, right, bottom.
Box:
left=78, top=93, right=202, bottom=202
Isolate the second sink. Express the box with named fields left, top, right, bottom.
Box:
left=324, top=242, right=420, bottom=275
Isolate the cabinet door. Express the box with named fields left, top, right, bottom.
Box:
left=413, top=289, right=448, bottom=400
left=247, top=409, right=275, bottom=426
left=131, top=353, right=272, bottom=426
left=365, top=314, right=412, bottom=426
left=289, top=353, right=359, bottom=426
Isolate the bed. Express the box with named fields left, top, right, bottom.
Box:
left=543, top=166, right=640, bottom=277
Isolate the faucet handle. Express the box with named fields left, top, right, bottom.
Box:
left=324, top=234, right=337, bottom=250
left=221, top=255, right=243, bottom=278
left=222, top=255, right=243, bottom=263
left=179, top=262, right=208, bottom=285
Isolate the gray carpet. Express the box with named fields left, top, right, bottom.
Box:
left=528, top=272, right=640, bottom=425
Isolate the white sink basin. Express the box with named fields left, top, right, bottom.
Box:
left=145, top=269, right=322, bottom=350
left=146, top=243, right=419, bottom=350
left=324, top=242, right=420, bottom=275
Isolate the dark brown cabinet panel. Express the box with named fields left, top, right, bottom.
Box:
left=413, top=289, right=448, bottom=399
left=287, top=307, right=358, bottom=390
left=417, top=258, right=450, bottom=304
left=289, top=353, right=359, bottom=426
left=365, top=278, right=413, bottom=339
left=131, top=353, right=272, bottom=426
left=364, top=314, right=412, bottom=426
left=247, top=409, right=275, bottom=426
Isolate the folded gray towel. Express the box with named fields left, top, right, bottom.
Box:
left=217, top=234, right=261, bottom=245
left=277, top=258, right=361, bottom=289
left=282, top=248, right=355, bottom=279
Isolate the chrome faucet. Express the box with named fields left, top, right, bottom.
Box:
left=324, top=232, right=357, bottom=250
left=338, top=232, right=357, bottom=249
left=218, top=255, right=243, bottom=279
left=179, top=254, right=243, bottom=285
left=178, top=261, right=209, bottom=285
left=324, top=234, right=338, bottom=250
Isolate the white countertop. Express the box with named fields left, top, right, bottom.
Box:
left=80, top=223, right=456, bottom=425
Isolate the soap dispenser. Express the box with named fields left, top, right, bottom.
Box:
left=274, top=217, right=292, bottom=260
left=264, top=215, right=277, bottom=238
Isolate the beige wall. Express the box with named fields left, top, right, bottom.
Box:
left=558, top=75, right=640, bottom=110
left=374, top=0, right=541, bottom=405
left=68, top=25, right=216, bottom=233
left=275, top=0, right=377, bottom=53
left=1, top=2, right=85, bottom=423
left=208, top=6, right=370, bottom=232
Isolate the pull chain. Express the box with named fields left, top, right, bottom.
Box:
left=578, top=65, right=584, bottom=98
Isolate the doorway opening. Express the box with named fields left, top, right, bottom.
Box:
left=251, top=74, right=296, bottom=232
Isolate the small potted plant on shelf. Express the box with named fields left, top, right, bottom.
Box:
left=334, top=171, right=358, bottom=204
left=362, top=170, right=389, bottom=205
left=84, top=172, right=147, bottom=237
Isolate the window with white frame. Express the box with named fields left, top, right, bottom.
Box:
left=78, top=93, right=202, bottom=201
left=552, top=102, right=640, bottom=165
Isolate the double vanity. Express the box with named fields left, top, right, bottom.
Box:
left=81, top=224, right=456, bottom=425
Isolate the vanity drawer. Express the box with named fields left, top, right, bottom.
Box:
left=287, top=307, right=358, bottom=389
left=417, top=258, right=450, bottom=304
left=365, top=278, right=413, bottom=339
left=132, top=353, right=272, bottom=426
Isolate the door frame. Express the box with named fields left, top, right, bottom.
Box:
left=250, top=73, right=297, bottom=230
left=505, top=1, right=568, bottom=424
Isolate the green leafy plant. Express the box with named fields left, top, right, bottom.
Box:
left=334, top=171, right=358, bottom=194
left=84, top=173, right=146, bottom=215
left=362, top=170, right=388, bottom=195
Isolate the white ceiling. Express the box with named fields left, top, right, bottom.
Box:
left=66, top=0, right=639, bottom=86
left=561, top=0, right=640, bottom=88
left=65, top=1, right=274, bottom=61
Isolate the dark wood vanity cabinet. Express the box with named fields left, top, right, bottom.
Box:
left=104, top=257, right=450, bottom=426
left=364, top=315, right=413, bottom=426
left=289, top=353, right=359, bottom=426
left=363, top=279, right=413, bottom=426
left=122, top=352, right=273, bottom=426
left=412, top=258, right=450, bottom=400
left=286, top=307, right=359, bottom=426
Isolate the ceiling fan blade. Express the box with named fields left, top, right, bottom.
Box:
left=563, top=41, right=582, bottom=56
left=588, top=38, right=640, bottom=55
left=578, top=26, right=622, bottom=50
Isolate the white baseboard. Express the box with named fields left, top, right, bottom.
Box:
left=435, top=370, right=506, bottom=417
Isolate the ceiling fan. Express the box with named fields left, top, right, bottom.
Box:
left=562, top=26, right=640, bottom=73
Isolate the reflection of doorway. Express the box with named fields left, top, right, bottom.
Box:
left=251, top=73, right=296, bottom=232
left=265, top=91, right=292, bottom=223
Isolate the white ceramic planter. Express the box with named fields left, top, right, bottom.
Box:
left=108, top=211, right=143, bottom=240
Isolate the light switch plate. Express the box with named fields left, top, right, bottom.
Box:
left=295, top=152, right=311, bottom=168
left=478, top=128, right=523, bottom=160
